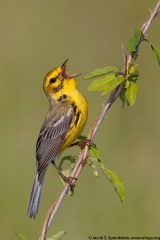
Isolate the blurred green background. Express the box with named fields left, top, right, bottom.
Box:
left=1, top=0, right=160, bottom=239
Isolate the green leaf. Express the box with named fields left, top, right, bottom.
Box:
left=89, top=146, right=100, bottom=159
left=46, top=231, right=66, bottom=240
left=88, top=74, right=125, bottom=96
left=127, top=64, right=139, bottom=80
left=15, top=232, right=28, bottom=240
left=59, top=155, right=76, bottom=177
left=119, top=88, right=129, bottom=108
left=84, top=67, right=120, bottom=80
left=126, top=81, right=137, bottom=106
left=58, top=155, right=76, bottom=194
left=150, top=44, right=160, bottom=65
left=91, top=158, right=125, bottom=202
left=125, top=80, right=130, bottom=89
left=144, top=39, right=160, bottom=66
left=104, top=168, right=125, bottom=202
left=78, top=135, right=87, bottom=140
left=127, top=27, right=141, bottom=52
left=58, top=155, right=76, bottom=171
left=101, top=75, right=125, bottom=96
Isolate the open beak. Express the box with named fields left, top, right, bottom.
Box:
left=61, top=59, right=81, bottom=79
left=61, top=59, right=69, bottom=78
left=61, top=59, right=68, bottom=71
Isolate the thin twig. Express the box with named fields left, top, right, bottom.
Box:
left=127, top=0, right=160, bottom=65
left=39, top=1, right=160, bottom=239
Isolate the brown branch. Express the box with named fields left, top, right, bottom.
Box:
left=39, top=1, right=160, bottom=239
left=128, top=0, right=160, bottom=65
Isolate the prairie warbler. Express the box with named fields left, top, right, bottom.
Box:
left=28, top=60, right=88, bottom=218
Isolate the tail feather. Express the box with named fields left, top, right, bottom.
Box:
left=27, top=173, right=45, bottom=218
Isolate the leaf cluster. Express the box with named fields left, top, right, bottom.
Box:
left=84, top=27, right=160, bottom=107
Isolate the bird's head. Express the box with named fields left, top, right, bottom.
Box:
left=43, top=59, right=80, bottom=97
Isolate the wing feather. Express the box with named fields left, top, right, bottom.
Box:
left=36, top=104, right=73, bottom=178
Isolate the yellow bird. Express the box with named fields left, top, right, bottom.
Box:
left=28, top=60, right=88, bottom=218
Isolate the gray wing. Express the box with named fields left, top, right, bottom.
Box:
left=36, top=104, right=73, bottom=178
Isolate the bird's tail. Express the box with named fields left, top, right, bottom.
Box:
left=27, top=172, right=45, bottom=218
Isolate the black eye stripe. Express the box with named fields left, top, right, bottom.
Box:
left=50, top=77, right=57, bottom=84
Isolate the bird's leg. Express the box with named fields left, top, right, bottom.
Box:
left=51, top=160, right=77, bottom=191
left=69, top=138, right=96, bottom=149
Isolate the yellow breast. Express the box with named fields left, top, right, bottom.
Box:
left=58, top=78, right=88, bottom=151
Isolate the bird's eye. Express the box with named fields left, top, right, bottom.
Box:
left=50, top=78, right=57, bottom=84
